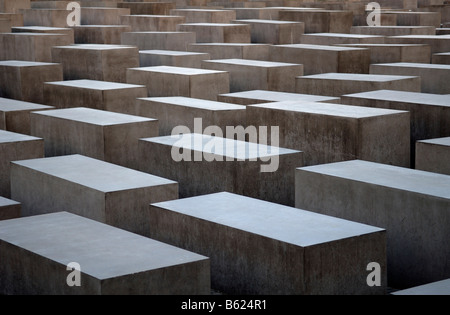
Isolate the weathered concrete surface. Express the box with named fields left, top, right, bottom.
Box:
left=0, top=97, right=54, bottom=135
left=73, top=25, right=132, bottom=45
left=0, top=0, right=30, bottom=13
left=80, top=7, right=130, bottom=25
left=121, top=31, right=196, bottom=51
left=0, top=196, right=20, bottom=221
left=202, top=58, right=303, bottom=93
left=217, top=90, right=340, bottom=105
left=117, top=2, right=175, bottom=15
left=295, top=159, right=450, bottom=289
left=19, top=9, right=69, bottom=28
left=0, top=13, right=23, bottom=28
left=0, top=18, right=11, bottom=33
left=136, top=96, right=246, bottom=137
left=279, top=9, right=353, bottom=33
left=233, top=19, right=304, bottom=44
left=295, top=73, right=421, bottom=97
left=350, top=26, right=436, bottom=36
left=416, top=137, right=450, bottom=175
left=149, top=192, right=386, bottom=295
left=0, top=129, right=44, bottom=198
left=10, top=154, right=178, bottom=236
left=246, top=101, right=410, bottom=167
left=30, top=107, right=158, bottom=169
left=300, top=33, right=385, bottom=45
left=127, top=66, right=229, bottom=101
left=432, top=52, right=450, bottom=64
left=188, top=43, right=270, bottom=60
left=0, top=60, right=63, bottom=104
left=370, top=62, right=450, bottom=94
left=120, top=14, right=186, bottom=32
left=177, top=23, right=251, bottom=43
left=43, top=79, right=147, bottom=115
left=0, top=212, right=210, bottom=294
left=385, top=35, right=450, bottom=54
left=384, top=11, right=442, bottom=28
left=392, top=279, right=450, bottom=295
left=139, top=50, right=210, bottom=68
left=52, top=44, right=139, bottom=83
left=12, top=26, right=74, bottom=42
left=139, top=134, right=303, bottom=206
left=269, top=44, right=370, bottom=75
left=170, top=8, right=236, bottom=23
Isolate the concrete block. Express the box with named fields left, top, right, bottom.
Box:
left=202, top=58, right=303, bottom=93
left=233, top=7, right=288, bottom=20
left=10, top=154, right=178, bottom=236
left=296, top=73, right=421, bottom=97
left=341, top=90, right=450, bottom=166
left=30, top=1, right=77, bottom=10
left=336, top=44, right=431, bottom=64
left=0, top=196, right=20, bottom=221
left=149, top=192, right=386, bottom=295
left=233, top=19, right=304, bottom=44
left=136, top=96, right=246, bottom=136
left=247, top=101, right=410, bottom=167
left=80, top=7, right=130, bottom=25
left=350, top=26, right=436, bottom=36
left=370, top=62, right=450, bottom=94
left=392, top=279, right=450, bottom=295
left=0, top=32, right=73, bottom=62
left=117, top=2, right=175, bottom=15
left=0, top=130, right=44, bottom=198
left=300, top=33, right=385, bottom=45
left=12, top=26, right=74, bottom=42
left=121, top=31, right=196, bottom=51
left=385, top=35, right=450, bottom=53
left=416, top=137, right=450, bottom=175
left=73, top=25, right=132, bottom=45
left=0, top=212, right=210, bottom=294
left=0, top=18, right=11, bottom=33
left=279, top=9, right=353, bottom=34
left=432, top=52, right=450, bottom=64
left=0, top=0, right=30, bottom=13
left=170, top=8, right=236, bottom=23
left=30, top=107, right=158, bottom=169
left=217, top=90, right=340, bottom=105
left=127, top=66, right=229, bottom=101
left=188, top=43, right=270, bottom=60
left=139, top=50, right=210, bottom=68
left=19, top=9, right=70, bottom=28
left=436, top=28, right=450, bottom=35
left=51, top=44, right=139, bottom=83
left=120, top=14, right=186, bottom=32
left=0, top=60, right=63, bottom=104
left=139, top=134, right=303, bottom=206
left=0, top=13, right=23, bottom=27
left=385, top=11, right=442, bottom=28
left=177, top=23, right=251, bottom=43
left=269, top=44, right=370, bottom=75
left=43, top=79, right=146, bottom=115
left=295, top=159, right=450, bottom=288
left=0, top=97, right=54, bottom=135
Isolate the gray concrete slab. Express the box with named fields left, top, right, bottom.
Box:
left=233, top=19, right=304, bottom=44
left=188, top=43, right=270, bottom=60
left=170, top=8, right=236, bottom=23
left=117, top=1, right=175, bottom=15
left=30, top=107, right=158, bottom=169
left=0, top=129, right=44, bottom=198
left=149, top=192, right=386, bottom=294
left=300, top=33, right=385, bottom=45
left=350, top=26, right=436, bottom=36
left=12, top=26, right=74, bottom=42
left=0, top=211, right=210, bottom=294
left=279, top=9, right=353, bottom=33
left=416, top=137, right=450, bottom=175
left=80, top=7, right=131, bottom=25
left=136, top=96, right=246, bottom=136
left=120, top=14, right=186, bottom=32
left=392, top=278, right=450, bottom=295
left=0, top=196, right=20, bottom=221
left=177, top=23, right=251, bottom=43
left=217, top=90, right=340, bottom=105
left=247, top=101, right=410, bottom=167
left=432, top=52, right=450, bottom=64
left=385, top=35, right=450, bottom=53
left=121, top=31, right=196, bottom=51
left=73, top=25, right=132, bottom=45
left=139, top=133, right=303, bottom=206
left=43, top=79, right=147, bottom=115
left=139, top=50, right=210, bottom=68
left=295, top=159, right=450, bottom=289
left=19, top=8, right=70, bottom=28
left=10, top=154, right=178, bottom=236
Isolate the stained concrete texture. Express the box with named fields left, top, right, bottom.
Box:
left=0, top=196, right=20, bottom=221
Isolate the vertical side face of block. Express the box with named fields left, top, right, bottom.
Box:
left=52, top=48, right=104, bottom=81
left=190, top=71, right=230, bottom=100
left=0, top=65, right=22, bottom=100
left=102, top=87, right=147, bottom=115
left=101, top=48, right=139, bottom=83
left=0, top=197, right=20, bottom=221
left=415, top=139, right=450, bottom=175
left=43, top=84, right=104, bottom=110
left=338, top=49, right=370, bottom=74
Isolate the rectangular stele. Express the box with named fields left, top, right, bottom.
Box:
left=416, top=137, right=450, bottom=175
left=0, top=212, right=210, bottom=295
left=127, top=66, right=230, bottom=101
left=30, top=107, right=158, bottom=169
left=10, top=154, right=178, bottom=237
left=295, top=159, right=450, bottom=289
left=0, top=196, right=20, bottom=221
left=246, top=101, right=411, bottom=167
left=176, top=23, right=251, bottom=43
left=121, top=31, right=196, bottom=51
left=43, top=79, right=147, bottom=115
left=51, top=44, right=139, bottom=83
left=188, top=43, right=270, bottom=61
left=0, top=129, right=44, bottom=198
left=139, top=133, right=303, bottom=206
left=135, top=97, right=246, bottom=137
left=217, top=90, right=340, bottom=105
left=149, top=192, right=386, bottom=295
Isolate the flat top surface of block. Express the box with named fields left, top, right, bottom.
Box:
left=0, top=212, right=206, bottom=280
left=235, top=19, right=302, bottom=24
left=12, top=26, right=72, bottom=32
left=339, top=44, right=429, bottom=48
left=152, top=192, right=384, bottom=247
left=373, top=62, right=450, bottom=70
left=204, top=58, right=300, bottom=67
left=129, top=66, right=227, bottom=75
left=343, top=90, right=450, bottom=107
left=392, top=279, right=450, bottom=295
left=45, top=80, right=145, bottom=91
left=274, top=44, right=368, bottom=51
left=32, top=107, right=155, bottom=126
left=139, top=97, right=246, bottom=110
left=73, top=25, right=131, bottom=29
left=220, top=90, right=339, bottom=102
left=140, top=50, right=208, bottom=56
left=249, top=101, right=408, bottom=119
left=4, top=32, right=66, bottom=37
left=389, top=35, right=450, bottom=39
left=301, top=73, right=418, bottom=82
left=0, top=98, right=53, bottom=112
left=191, top=43, right=269, bottom=47
left=298, top=159, right=450, bottom=199
left=0, top=130, right=41, bottom=144
left=304, top=33, right=385, bottom=39
left=142, top=133, right=300, bottom=159
left=0, top=60, right=59, bottom=67
left=180, top=23, right=248, bottom=27
left=121, top=15, right=184, bottom=18
left=54, top=44, right=136, bottom=50
left=0, top=197, right=20, bottom=207
left=434, top=52, right=450, bottom=56
left=12, top=154, right=176, bottom=193
left=418, top=137, right=450, bottom=146
left=173, top=9, right=234, bottom=13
